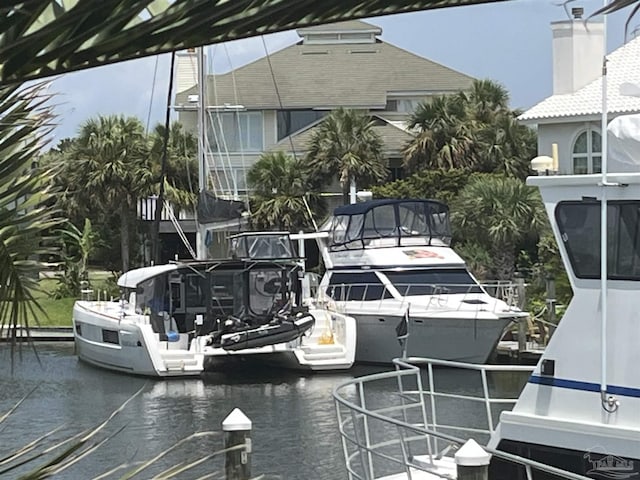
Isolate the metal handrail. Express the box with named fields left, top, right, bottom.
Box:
left=333, top=357, right=592, bottom=480
left=322, top=281, right=523, bottom=313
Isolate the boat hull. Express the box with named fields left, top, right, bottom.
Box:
left=73, top=302, right=204, bottom=378
left=351, top=312, right=513, bottom=364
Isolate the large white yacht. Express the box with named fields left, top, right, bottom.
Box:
left=333, top=168, right=640, bottom=480
left=315, top=199, right=527, bottom=364
left=72, top=232, right=356, bottom=377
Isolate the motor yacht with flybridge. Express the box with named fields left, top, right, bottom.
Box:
left=316, top=198, right=527, bottom=364
left=332, top=118, right=640, bottom=480
left=72, top=232, right=356, bottom=377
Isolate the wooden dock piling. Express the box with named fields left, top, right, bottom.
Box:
left=222, top=408, right=252, bottom=480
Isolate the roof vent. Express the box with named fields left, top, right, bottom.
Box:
left=571, top=7, right=584, bottom=19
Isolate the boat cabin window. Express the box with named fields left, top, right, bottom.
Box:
left=248, top=268, right=290, bottom=317
left=364, top=204, right=396, bottom=238
left=327, top=272, right=392, bottom=301
left=556, top=201, right=640, bottom=280
left=209, top=271, right=243, bottom=317
left=330, top=200, right=452, bottom=250
left=384, top=269, right=483, bottom=296
left=136, top=276, right=170, bottom=314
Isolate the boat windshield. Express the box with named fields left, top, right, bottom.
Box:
left=330, top=200, right=452, bottom=250
left=229, top=233, right=295, bottom=260
left=383, top=269, right=483, bottom=296
left=556, top=200, right=640, bottom=280
left=327, top=271, right=394, bottom=301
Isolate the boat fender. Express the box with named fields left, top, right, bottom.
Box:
left=166, top=330, right=180, bottom=342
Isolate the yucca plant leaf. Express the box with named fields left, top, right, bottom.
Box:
left=119, top=431, right=221, bottom=480
left=0, top=82, right=65, bottom=362
left=0, top=385, right=37, bottom=425
left=0, top=426, right=65, bottom=468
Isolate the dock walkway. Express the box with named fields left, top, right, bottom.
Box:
left=0, top=326, right=74, bottom=342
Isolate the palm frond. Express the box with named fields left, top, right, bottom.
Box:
left=0, top=82, right=64, bottom=357
left=0, top=1, right=510, bottom=84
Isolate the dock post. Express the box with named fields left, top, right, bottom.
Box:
left=514, top=274, right=527, bottom=355
left=222, top=408, right=252, bottom=480
left=455, top=439, right=490, bottom=480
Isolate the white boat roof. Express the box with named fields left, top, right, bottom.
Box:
left=117, top=264, right=179, bottom=288
left=329, top=244, right=466, bottom=269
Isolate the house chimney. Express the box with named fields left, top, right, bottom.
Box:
left=551, top=11, right=604, bottom=95
left=175, top=50, right=200, bottom=94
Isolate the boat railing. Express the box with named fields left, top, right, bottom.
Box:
left=318, top=281, right=522, bottom=315
left=333, top=357, right=591, bottom=480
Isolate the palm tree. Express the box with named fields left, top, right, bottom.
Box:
left=403, top=95, right=478, bottom=173
left=247, top=151, right=324, bottom=231
left=66, top=115, right=151, bottom=272
left=479, top=111, right=537, bottom=180
left=148, top=121, right=198, bottom=209
left=0, top=83, right=64, bottom=349
left=306, top=108, right=388, bottom=204
left=451, top=175, right=547, bottom=280
left=464, top=78, right=510, bottom=124
left=403, top=79, right=536, bottom=179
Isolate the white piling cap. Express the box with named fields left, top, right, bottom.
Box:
left=454, top=439, right=491, bottom=466
left=222, top=408, right=252, bottom=432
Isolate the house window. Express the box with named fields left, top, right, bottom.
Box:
left=209, top=112, right=263, bottom=153
left=572, top=130, right=601, bottom=174
left=277, top=110, right=325, bottom=140
left=384, top=98, right=423, bottom=113
left=211, top=168, right=249, bottom=196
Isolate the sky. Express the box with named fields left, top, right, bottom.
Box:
left=48, top=0, right=633, bottom=145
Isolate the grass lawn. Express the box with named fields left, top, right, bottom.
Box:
left=30, top=271, right=117, bottom=327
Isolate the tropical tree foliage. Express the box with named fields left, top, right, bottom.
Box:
left=404, top=79, right=536, bottom=179
left=62, top=115, right=152, bottom=272
left=44, top=119, right=198, bottom=273
left=148, top=121, right=198, bottom=209
left=247, top=151, right=325, bottom=231
left=306, top=108, right=388, bottom=203
left=451, top=175, right=547, bottom=280
left=52, top=219, right=101, bottom=299
left=0, top=83, right=64, bottom=350
left=372, top=166, right=472, bottom=206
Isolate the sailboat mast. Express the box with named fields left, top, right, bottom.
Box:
left=197, top=46, right=208, bottom=260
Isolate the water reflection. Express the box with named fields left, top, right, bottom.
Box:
left=0, top=344, right=382, bottom=480
left=0, top=345, right=522, bottom=480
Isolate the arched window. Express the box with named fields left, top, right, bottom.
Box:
left=572, top=130, right=602, bottom=174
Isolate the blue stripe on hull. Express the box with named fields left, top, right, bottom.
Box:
left=529, top=375, right=640, bottom=398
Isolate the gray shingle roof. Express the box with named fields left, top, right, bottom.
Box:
left=268, top=115, right=413, bottom=156
left=176, top=31, right=473, bottom=109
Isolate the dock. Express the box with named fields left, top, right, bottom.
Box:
left=0, top=326, right=74, bottom=342
left=494, top=340, right=544, bottom=364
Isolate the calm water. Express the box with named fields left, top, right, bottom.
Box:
left=0, top=343, right=386, bottom=479
left=0, top=344, right=527, bottom=479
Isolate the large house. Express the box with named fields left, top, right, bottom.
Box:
left=174, top=20, right=473, bottom=193
left=519, top=9, right=640, bottom=174
left=170, top=20, right=474, bottom=257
